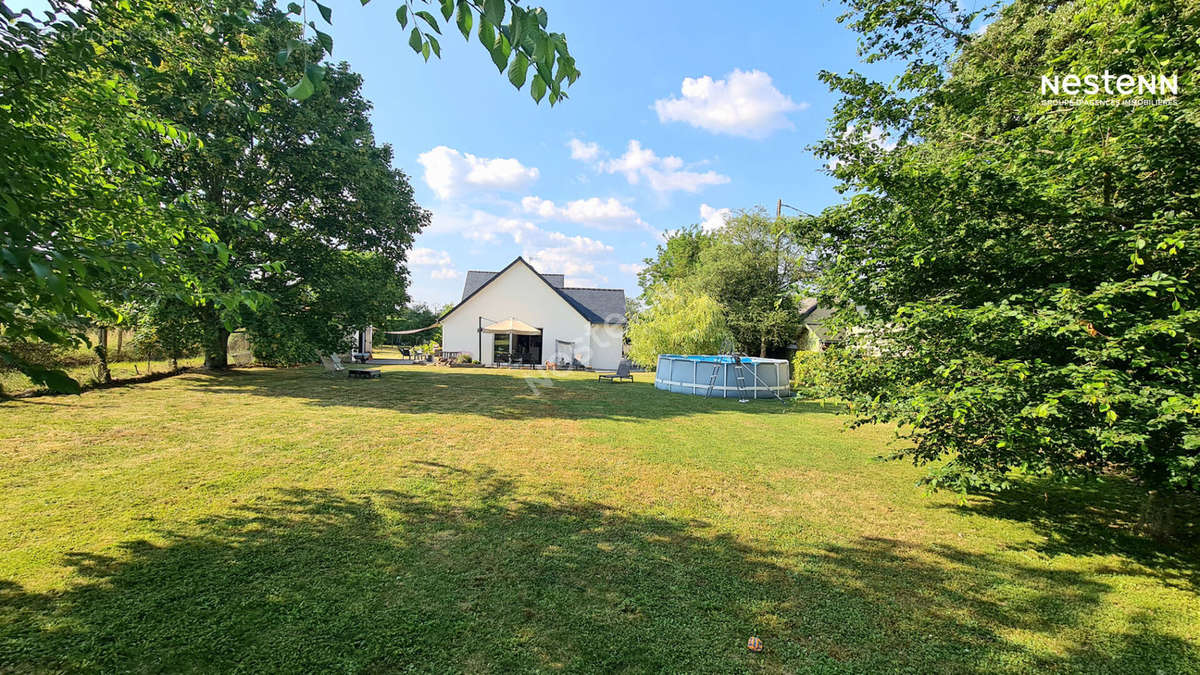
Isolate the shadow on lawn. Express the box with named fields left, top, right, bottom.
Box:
left=2, top=465, right=1196, bottom=672
left=940, top=478, right=1200, bottom=593
left=182, top=366, right=822, bottom=421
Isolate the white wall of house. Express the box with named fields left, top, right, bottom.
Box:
left=588, top=323, right=624, bottom=371
left=442, top=262, right=601, bottom=367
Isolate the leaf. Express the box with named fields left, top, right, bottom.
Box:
left=427, top=34, right=441, bottom=58
left=421, top=38, right=431, bottom=61
left=483, top=0, right=505, bottom=26
left=489, top=31, right=510, bottom=72
left=409, top=26, right=423, bottom=53
left=530, top=73, right=546, bottom=103
left=287, top=2, right=302, bottom=15
left=507, top=51, right=529, bottom=89
left=286, top=72, right=315, bottom=100
left=415, top=10, right=441, bottom=34
left=455, top=0, right=471, bottom=40
left=305, top=63, right=326, bottom=87
left=395, top=5, right=408, bottom=28
left=313, top=26, right=333, bottom=54
left=314, top=1, right=332, bottom=24
left=276, top=37, right=302, bottom=65
left=440, top=0, right=454, bottom=21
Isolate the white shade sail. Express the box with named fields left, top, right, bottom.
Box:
left=481, top=318, right=541, bottom=335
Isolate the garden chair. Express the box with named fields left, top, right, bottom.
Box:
left=320, top=354, right=342, bottom=375
left=598, top=359, right=634, bottom=383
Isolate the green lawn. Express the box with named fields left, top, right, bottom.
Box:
left=1, top=366, right=1196, bottom=673
left=0, top=355, right=205, bottom=396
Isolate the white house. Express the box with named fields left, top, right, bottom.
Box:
left=440, top=257, right=626, bottom=370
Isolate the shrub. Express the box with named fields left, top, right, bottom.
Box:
left=791, top=350, right=834, bottom=398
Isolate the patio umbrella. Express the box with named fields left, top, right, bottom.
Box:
left=479, top=318, right=541, bottom=335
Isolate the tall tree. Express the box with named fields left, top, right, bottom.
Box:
left=637, top=226, right=716, bottom=293
left=0, top=1, right=262, bottom=391
left=626, top=282, right=731, bottom=368
left=693, top=210, right=810, bottom=357
left=147, top=10, right=428, bottom=368
left=813, top=0, right=1199, bottom=507
left=637, top=211, right=811, bottom=358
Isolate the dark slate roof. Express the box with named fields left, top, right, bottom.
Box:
left=562, top=287, right=626, bottom=325
left=448, top=258, right=626, bottom=325
left=464, top=270, right=565, bottom=297
left=461, top=270, right=497, bottom=299
left=798, top=298, right=838, bottom=342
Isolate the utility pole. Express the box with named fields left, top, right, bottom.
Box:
left=776, top=198, right=782, bottom=219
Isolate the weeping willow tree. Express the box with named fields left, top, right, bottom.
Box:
left=627, top=282, right=732, bottom=368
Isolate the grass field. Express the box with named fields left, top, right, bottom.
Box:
left=1, top=365, right=1196, bottom=673
left=0, top=355, right=205, bottom=396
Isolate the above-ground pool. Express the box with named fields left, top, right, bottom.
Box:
left=654, top=354, right=791, bottom=399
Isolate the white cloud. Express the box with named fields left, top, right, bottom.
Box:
left=417, top=146, right=539, bottom=199
left=408, top=247, right=453, bottom=266
left=596, top=140, right=730, bottom=194
left=520, top=195, right=648, bottom=230
left=619, top=262, right=645, bottom=276
left=698, top=204, right=732, bottom=232
left=567, top=138, right=600, bottom=161
left=431, top=267, right=461, bottom=280
left=654, top=69, right=807, bottom=139
left=424, top=206, right=615, bottom=283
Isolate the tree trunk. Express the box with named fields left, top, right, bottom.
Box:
left=759, top=334, right=767, bottom=358
left=115, top=330, right=123, bottom=359
left=200, top=306, right=230, bottom=370
left=95, top=326, right=111, bottom=384
left=1137, top=489, right=1177, bottom=540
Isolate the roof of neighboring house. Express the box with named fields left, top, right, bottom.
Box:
left=798, top=298, right=838, bottom=343
left=445, top=257, right=626, bottom=325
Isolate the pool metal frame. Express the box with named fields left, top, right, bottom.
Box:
left=654, top=354, right=791, bottom=400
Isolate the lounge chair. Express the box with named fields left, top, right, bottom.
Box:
left=598, top=359, right=634, bottom=383
left=329, top=353, right=381, bottom=379
left=320, top=354, right=341, bottom=375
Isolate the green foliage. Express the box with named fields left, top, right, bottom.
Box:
left=378, top=303, right=444, bottom=346
left=627, top=283, right=731, bottom=368
left=790, top=350, right=835, bottom=398
left=0, top=1, right=266, bottom=391
left=814, top=0, right=1200, bottom=495
left=126, top=300, right=204, bottom=367
left=637, top=226, right=716, bottom=291
left=143, top=12, right=427, bottom=368
left=286, top=0, right=580, bottom=105
left=637, top=211, right=812, bottom=357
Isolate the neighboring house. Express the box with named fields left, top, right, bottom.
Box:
left=440, top=257, right=626, bottom=370
left=796, top=298, right=838, bottom=352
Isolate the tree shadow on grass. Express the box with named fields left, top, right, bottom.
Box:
left=938, top=477, right=1200, bottom=593
left=181, top=366, right=819, bottom=422
left=2, top=465, right=1196, bottom=673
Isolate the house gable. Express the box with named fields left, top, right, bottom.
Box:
left=441, top=257, right=592, bottom=324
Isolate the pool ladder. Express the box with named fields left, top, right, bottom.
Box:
left=703, top=356, right=788, bottom=404
left=704, top=359, right=751, bottom=403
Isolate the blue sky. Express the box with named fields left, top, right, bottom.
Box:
left=23, top=1, right=897, bottom=306
left=323, top=1, right=892, bottom=306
